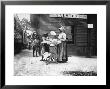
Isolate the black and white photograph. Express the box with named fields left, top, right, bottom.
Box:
left=4, top=4, right=106, bottom=85
left=14, top=14, right=97, bottom=76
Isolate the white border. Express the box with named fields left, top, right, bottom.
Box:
left=5, top=5, right=106, bottom=85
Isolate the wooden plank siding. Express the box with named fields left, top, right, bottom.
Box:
left=30, top=14, right=97, bottom=57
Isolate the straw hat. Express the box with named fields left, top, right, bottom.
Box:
left=50, top=31, right=56, bottom=36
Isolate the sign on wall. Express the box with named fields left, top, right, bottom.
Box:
left=88, top=24, right=93, bottom=28
left=49, top=14, right=87, bottom=19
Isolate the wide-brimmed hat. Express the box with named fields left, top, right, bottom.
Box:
left=50, top=31, right=56, bottom=36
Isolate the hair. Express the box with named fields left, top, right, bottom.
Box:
left=43, top=33, right=48, bottom=38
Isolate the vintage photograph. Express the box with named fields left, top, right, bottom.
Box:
left=14, top=14, right=97, bottom=76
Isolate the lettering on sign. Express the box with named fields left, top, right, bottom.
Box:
left=49, top=14, right=87, bottom=19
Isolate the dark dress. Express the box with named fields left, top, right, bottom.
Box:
left=33, top=39, right=40, bottom=57
left=49, top=45, right=58, bottom=62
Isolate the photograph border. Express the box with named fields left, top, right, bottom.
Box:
left=1, top=0, right=110, bottom=89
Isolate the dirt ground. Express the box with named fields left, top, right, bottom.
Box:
left=14, top=49, right=97, bottom=76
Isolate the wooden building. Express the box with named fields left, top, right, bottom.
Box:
left=30, top=14, right=97, bottom=57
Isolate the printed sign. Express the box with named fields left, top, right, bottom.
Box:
left=49, top=14, right=87, bottom=19
left=88, top=24, right=93, bottom=28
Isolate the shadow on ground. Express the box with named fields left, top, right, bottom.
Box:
left=62, top=71, right=97, bottom=76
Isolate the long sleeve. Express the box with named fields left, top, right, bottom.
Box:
left=58, top=33, right=66, bottom=41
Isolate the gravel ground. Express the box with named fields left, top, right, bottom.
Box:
left=14, top=49, right=97, bottom=76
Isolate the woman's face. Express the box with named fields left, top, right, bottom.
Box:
left=59, top=30, right=63, bottom=33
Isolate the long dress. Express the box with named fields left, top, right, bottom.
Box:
left=57, top=32, right=67, bottom=62
left=32, top=39, right=40, bottom=57
left=48, top=38, right=58, bottom=62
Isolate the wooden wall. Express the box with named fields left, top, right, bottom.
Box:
left=30, top=14, right=97, bottom=57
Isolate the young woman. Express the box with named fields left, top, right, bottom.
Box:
left=57, top=26, right=68, bottom=63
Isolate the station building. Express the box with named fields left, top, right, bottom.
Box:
left=30, top=14, right=97, bottom=57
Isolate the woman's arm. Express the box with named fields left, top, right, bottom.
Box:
left=58, top=33, right=66, bottom=41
